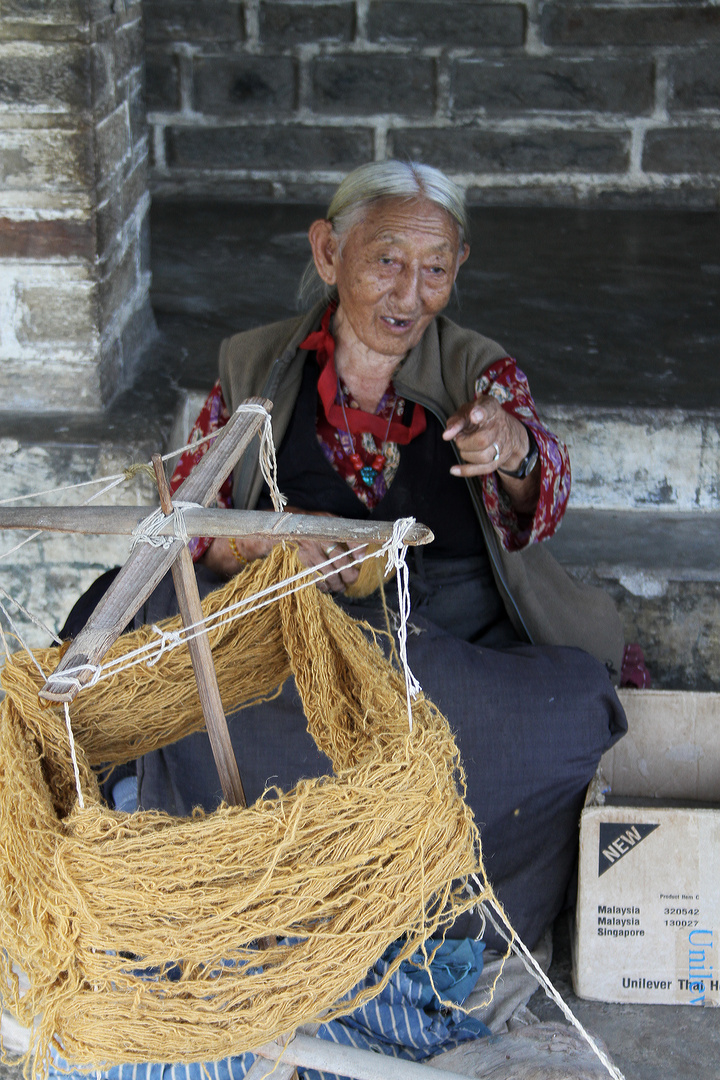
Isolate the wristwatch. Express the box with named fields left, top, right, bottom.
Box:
left=498, top=427, right=539, bottom=479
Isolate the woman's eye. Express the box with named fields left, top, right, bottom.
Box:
left=428, top=265, right=446, bottom=276
left=379, top=256, right=394, bottom=265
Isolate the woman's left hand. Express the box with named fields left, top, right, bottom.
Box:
left=443, top=397, right=541, bottom=516
left=443, top=396, right=531, bottom=478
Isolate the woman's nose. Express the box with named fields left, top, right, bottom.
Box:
left=391, top=264, right=421, bottom=308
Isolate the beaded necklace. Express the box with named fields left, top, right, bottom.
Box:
left=337, top=377, right=398, bottom=487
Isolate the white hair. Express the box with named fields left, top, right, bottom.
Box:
left=299, top=160, right=469, bottom=305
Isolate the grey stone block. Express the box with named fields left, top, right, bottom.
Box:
left=669, top=50, right=720, bottom=111
left=113, top=16, right=144, bottom=83
left=165, top=123, right=374, bottom=169
left=643, top=127, right=720, bottom=173
left=95, top=189, right=123, bottom=260
left=97, top=240, right=139, bottom=329
left=145, top=48, right=180, bottom=112
left=98, top=335, right=124, bottom=403
left=193, top=55, right=296, bottom=116
left=0, top=0, right=89, bottom=20
left=367, top=1, right=525, bottom=46
left=139, top=202, right=152, bottom=275
left=390, top=126, right=631, bottom=173
left=452, top=56, right=655, bottom=116
left=90, top=40, right=116, bottom=112
left=120, top=295, right=157, bottom=381
left=16, top=279, right=97, bottom=348
left=0, top=355, right=102, bottom=413
left=603, top=577, right=720, bottom=691
left=259, top=1, right=355, bottom=43
left=122, top=153, right=150, bottom=220
left=128, top=75, right=148, bottom=145
left=541, top=2, right=720, bottom=47
left=0, top=125, right=93, bottom=192
left=311, top=55, right=435, bottom=116
left=94, top=103, right=131, bottom=185
left=143, top=0, right=245, bottom=42
left=0, top=43, right=91, bottom=110
left=0, top=217, right=95, bottom=260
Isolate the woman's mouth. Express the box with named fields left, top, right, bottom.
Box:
left=381, top=316, right=413, bottom=330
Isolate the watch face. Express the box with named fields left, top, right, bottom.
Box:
left=522, top=448, right=539, bottom=477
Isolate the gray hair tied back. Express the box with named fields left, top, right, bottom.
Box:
left=298, top=160, right=469, bottom=307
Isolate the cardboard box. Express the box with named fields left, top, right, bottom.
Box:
left=573, top=689, right=720, bottom=1006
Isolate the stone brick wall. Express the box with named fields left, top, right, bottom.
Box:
left=145, top=0, right=720, bottom=206
left=0, top=0, right=155, bottom=415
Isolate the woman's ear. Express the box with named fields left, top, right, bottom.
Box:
left=308, top=219, right=338, bottom=285
left=456, top=242, right=470, bottom=273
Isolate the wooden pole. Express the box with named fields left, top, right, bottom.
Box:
left=252, top=1031, right=476, bottom=1080
left=0, top=506, right=434, bottom=547
left=151, top=454, right=246, bottom=808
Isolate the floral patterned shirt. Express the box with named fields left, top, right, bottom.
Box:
left=168, top=354, right=570, bottom=560
left=474, top=360, right=571, bottom=552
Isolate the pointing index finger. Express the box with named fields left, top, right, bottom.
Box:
left=443, top=404, right=484, bottom=441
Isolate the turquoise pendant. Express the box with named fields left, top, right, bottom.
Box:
left=359, top=465, right=377, bottom=486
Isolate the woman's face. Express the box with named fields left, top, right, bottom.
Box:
left=310, top=197, right=469, bottom=359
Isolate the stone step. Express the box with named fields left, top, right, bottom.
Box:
left=541, top=406, right=720, bottom=514
left=548, top=509, right=720, bottom=691
left=549, top=508, right=720, bottom=586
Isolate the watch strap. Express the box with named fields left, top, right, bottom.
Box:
left=497, top=427, right=539, bottom=479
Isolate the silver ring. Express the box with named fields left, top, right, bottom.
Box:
left=323, top=545, right=335, bottom=557
left=492, top=442, right=500, bottom=463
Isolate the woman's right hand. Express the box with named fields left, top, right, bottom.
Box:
left=202, top=508, right=365, bottom=594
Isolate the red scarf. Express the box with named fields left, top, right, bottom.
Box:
left=300, top=304, right=427, bottom=443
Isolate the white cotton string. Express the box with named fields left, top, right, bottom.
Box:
left=159, top=426, right=224, bottom=465
left=63, top=702, right=85, bottom=811
left=0, top=597, right=49, bottom=681
left=0, top=616, right=10, bottom=662
left=0, top=529, right=44, bottom=564
left=129, top=501, right=203, bottom=552
left=38, top=522, right=421, bottom=703
left=83, top=474, right=127, bottom=503
left=146, top=624, right=185, bottom=667
left=130, top=508, right=176, bottom=551
left=382, top=518, right=422, bottom=732
left=0, top=475, right=126, bottom=506
left=471, top=879, right=627, bottom=1080
left=0, top=426, right=225, bottom=509
left=237, top=403, right=287, bottom=513
left=0, top=583, right=62, bottom=645
left=49, top=530, right=425, bottom=696
left=53, top=546, right=369, bottom=686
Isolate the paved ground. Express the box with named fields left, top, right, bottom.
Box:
left=530, top=915, right=720, bottom=1080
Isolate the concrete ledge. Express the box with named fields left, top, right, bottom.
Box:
left=542, top=405, right=720, bottom=512
left=549, top=508, right=720, bottom=587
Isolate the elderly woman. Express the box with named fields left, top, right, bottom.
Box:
left=59, top=163, right=625, bottom=963
left=126, top=161, right=628, bottom=956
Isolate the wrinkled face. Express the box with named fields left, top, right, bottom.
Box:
left=317, top=197, right=469, bottom=359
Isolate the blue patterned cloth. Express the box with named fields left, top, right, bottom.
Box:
left=49, top=938, right=488, bottom=1080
